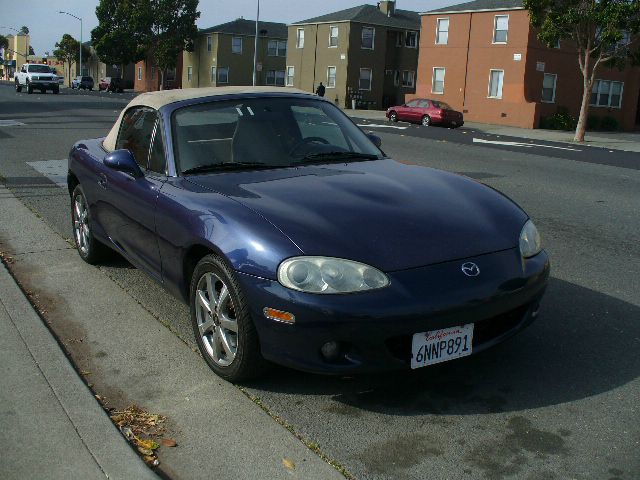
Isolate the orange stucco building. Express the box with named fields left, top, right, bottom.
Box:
left=414, top=0, right=640, bottom=131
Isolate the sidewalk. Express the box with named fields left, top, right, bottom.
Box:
left=0, top=263, right=157, bottom=479
left=344, top=108, right=640, bottom=153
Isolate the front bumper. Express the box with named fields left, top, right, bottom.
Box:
left=31, top=80, right=58, bottom=88
left=236, top=248, right=550, bottom=374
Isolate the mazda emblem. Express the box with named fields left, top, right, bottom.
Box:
left=461, top=262, right=480, bottom=277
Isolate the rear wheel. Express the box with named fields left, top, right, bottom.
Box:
left=53, top=87, right=59, bottom=94
left=71, top=185, right=107, bottom=264
left=190, top=254, right=266, bottom=382
left=421, top=115, right=431, bottom=127
left=389, top=111, right=398, bottom=122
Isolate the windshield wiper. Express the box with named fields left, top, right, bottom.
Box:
left=292, top=152, right=380, bottom=165
left=182, top=162, right=284, bottom=175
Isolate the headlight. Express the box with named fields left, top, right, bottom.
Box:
left=519, top=220, right=542, bottom=258
left=277, top=256, right=389, bottom=294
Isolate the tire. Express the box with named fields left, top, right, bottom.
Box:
left=71, top=185, right=107, bottom=264
left=15, top=81, right=22, bottom=93
left=421, top=115, right=431, bottom=127
left=27, top=82, right=33, bottom=94
left=53, top=87, right=59, bottom=94
left=190, top=254, right=266, bottom=382
left=389, top=111, right=398, bottom=122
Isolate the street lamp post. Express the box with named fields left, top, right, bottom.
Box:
left=252, top=0, right=260, bottom=86
left=58, top=11, right=82, bottom=77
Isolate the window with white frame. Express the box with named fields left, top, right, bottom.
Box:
left=541, top=73, right=557, bottom=103
left=297, top=28, right=305, bottom=48
left=210, top=66, right=216, bottom=83
left=187, top=66, right=192, bottom=82
left=217, top=67, right=229, bottom=84
left=232, top=37, right=242, bottom=54
left=138, top=66, right=142, bottom=81
left=432, top=67, right=445, bottom=93
left=207, top=35, right=212, bottom=52
left=268, top=39, right=287, bottom=56
left=405, top=31, right=418, bottom=48
left=359, top=68, right=372, bottom=90
left=327, top=66, right=336, bottom=88
left=286, top=66, right=294, bottom=86
left=493, top=15, right=509, bottom=43
left=402, top=70, right=415, bottom=88
left=362, top=27, right=375, bottom=49
left=488, top=69, right=504, bottom=98
left=329, top=26, right=339, bottom=47
left=436, top=18, right=449, bottom=44
left=591, top=79, right=623, bottom=108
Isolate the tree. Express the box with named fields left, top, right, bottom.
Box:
left=0, top=34, right=8, bottom=51
left=91, top=0, right=151, bottom=76
left=29, top=45, right=35, bottom=56
left=19, top=26, right=29, bottom=35
left=524, top=0, right=640, bottom=141
left=53, top=34, right=90, bottom=85
left=148, top=0, right=200, bottom=89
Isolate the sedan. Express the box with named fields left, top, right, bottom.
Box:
left=67, top=87, right=548, bottom=381
left=387, top=99, right=464, bottom=127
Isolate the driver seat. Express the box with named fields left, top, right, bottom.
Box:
left=231, top=113, right=291, bottom=165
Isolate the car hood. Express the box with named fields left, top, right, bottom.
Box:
left=188, top=159, right=528, bottom=271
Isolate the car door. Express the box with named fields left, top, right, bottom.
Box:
left=101, top=106, right=166, bottom=280
left=418, top=100, right=432, bottom=121
left=397, top=99, right=418, bottom=122
left=406, top=99, right=422, bottom=122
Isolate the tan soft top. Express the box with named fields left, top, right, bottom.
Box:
left=103, top=86, right=311, bottom=152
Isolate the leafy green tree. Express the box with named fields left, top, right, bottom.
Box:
left=0, top=34, right=8, bottom=51
left=29, top=45, right=35, bottom=56
left=91, top=0, right=150, bottom=76
left=524, top=0, right=640, bottom=141
left=19, top=26, right=29, bottom=35
left=53, top=34, right=90, bottom=85
left=148, top=0, right=200, bottom=89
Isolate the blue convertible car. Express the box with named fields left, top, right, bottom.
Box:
left=68, top=87, right=549, bottom=381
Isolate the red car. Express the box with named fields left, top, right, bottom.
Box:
left=386, top=99, right=464, bottom=128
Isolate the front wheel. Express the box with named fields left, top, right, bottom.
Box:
left=389, top=111, right=398, bottom=122
left=421, top=115, right=431, bottom=127
left=15, top=81, right=22, bottom=93
left=71, top=185, right=107, bottom=264
left=190, top=254, right=266, bottom=382
left=27, top=82, right=33, bottom=94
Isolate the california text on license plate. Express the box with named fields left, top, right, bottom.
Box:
left=411, top=324, right=474, bottom=369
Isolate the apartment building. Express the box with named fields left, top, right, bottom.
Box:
left=287, top=0, right=420, bottom=109
left=2, top=33, right=30, bottom=79
left=135, top=55, right=183, bottom=92
left=181, top=18, right=288, bottom=89
left=415, top=0, right=640, bottom=130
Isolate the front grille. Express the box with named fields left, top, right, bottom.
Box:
left=385, top=304, right=531, bottom=364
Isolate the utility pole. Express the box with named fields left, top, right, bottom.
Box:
left=252, top=0, right=260, bottom=86
left=59, top=11, right=82, bottom=76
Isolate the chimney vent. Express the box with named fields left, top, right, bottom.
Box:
left=379, top=0, right=395, bottom=17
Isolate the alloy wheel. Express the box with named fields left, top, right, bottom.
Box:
left=73, top=194, right=90, bottom=255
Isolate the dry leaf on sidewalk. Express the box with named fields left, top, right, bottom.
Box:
left=282, top=458, right=296, bottom=470
left=160, top=438, right=177, bottom=447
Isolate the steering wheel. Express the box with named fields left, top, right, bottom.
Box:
left=289, top=137, right=330, bottom=156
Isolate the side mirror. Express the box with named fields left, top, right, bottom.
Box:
left=366, top=133, right=382, bottom=148
left=104, top=149, right=144, bottom=179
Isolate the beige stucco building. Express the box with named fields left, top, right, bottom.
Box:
left=182, top=19, right=288, bottom=89
left=2, top=33, right=30, bottom=79
left=286, top=1, right=420, bottom=109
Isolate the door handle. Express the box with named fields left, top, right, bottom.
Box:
left=98, top=173, right=108, bottom=189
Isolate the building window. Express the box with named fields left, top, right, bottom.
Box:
left=266, top=70, right=274, bottom=85
left=394, top=70, right=400, bottom=86
left=297, top=28, right=305, bottom=48
left=138, top=66, right=142, bottom=81
left=359, top=68, right=372, bottom=90
left=553, top=39, right=561, bottom=49
left=151, top=66, right=155, bottom=79
left=217, top=67, right=229, bottom=84
left=396, top=31, right=405, bottom=47
left=187, top=66, right=192, bottom=82
left=405, top=31, right=418, bottom=48
left=275, top=70, right=285, bottom=86
left=432, top=67, right=445, bottom=94
left=493, top=15, right=509, bottom=43
left=541, top=73, right=557, bottom=103
left=265, top=70, right=285, bottom=86
left=436, top=18, right=449, bottom=45
left=210, top=66, right=216, bottom=83
left=591, top=80, right=623, bottom=108
left=362, top=27, right=375, bottom=49
left=268, top=40, right=287, bottom=56
left=286, top=66, right=294, bottom=86
left=402, top=70, right=415, bottom=88
left=232, top=37, right=242, bottom=54
left=329, top=26, right=339, bottom=47
left=327, top=66, right=336, bottom=88
left=488, top=69, right=504, bottom=98
left=207, top=35, right=212, bottom=52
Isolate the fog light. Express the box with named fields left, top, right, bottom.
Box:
left=321, top=341, right=340, bottom=360
left=263, top=307, right=295, bottom=324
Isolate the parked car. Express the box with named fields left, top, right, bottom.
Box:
left=99, top=77, right=124, bottom=93
left=387, top=99, right=464, bottom=127
left=72, top=76, right=94, bottom=90
left=14, top=63, right=59, bottom=94
left=67, top=87, right=548, bottom=381
left=98, top=77, right=111, bottom=91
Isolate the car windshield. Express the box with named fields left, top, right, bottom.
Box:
left=29, top=65, right=51, bottom=73
left=82, top=77, right=92, bottom=81
left=432, top=101, right=453, bottom=110
left=172, top=97, right=384, bottom=175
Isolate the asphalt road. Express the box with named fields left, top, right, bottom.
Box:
left=1, top=84, right=638, bottom=480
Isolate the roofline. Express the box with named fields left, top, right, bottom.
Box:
left=289, top=19, right=420, bottom=29
left=421, top=7, right=525, bottom=15
left=199, top=30, right=287, bottom=39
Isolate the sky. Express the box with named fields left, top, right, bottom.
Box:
left=1, top=0, right=461, bottom=55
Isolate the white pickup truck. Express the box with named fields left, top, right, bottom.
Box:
left=15, top=64, right=60, bottom=94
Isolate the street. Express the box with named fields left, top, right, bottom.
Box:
left=0, top=84, right=639, bottom=480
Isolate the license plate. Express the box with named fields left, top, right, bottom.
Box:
left=411, top=324, right=474, bottom=369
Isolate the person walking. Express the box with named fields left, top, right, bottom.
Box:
left=315, top=82, right=326, bottom=97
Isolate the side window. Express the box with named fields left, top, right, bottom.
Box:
left=418, top=100, right=431, bottom=108
left=148, top=123, right=167, bottom=175
left=406, top=100, right=420, bottom=107
left=116, top=107, right=158, bottom=168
